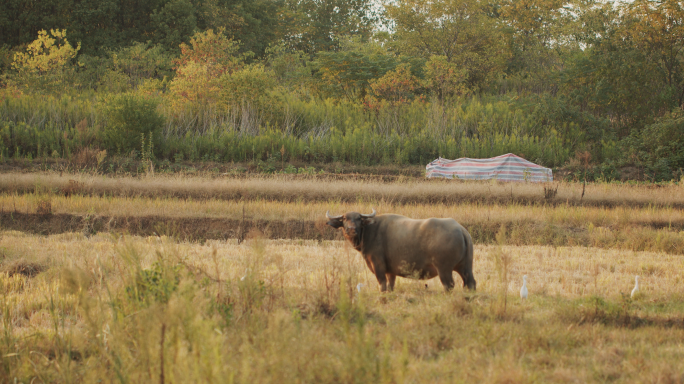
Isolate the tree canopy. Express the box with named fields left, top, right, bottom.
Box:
left=2, top=0, right=684, bottom=179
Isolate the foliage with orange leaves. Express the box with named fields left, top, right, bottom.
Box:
left=424, top=56, right=469, bottom=100
left=368, top=64, right=421, bottom=105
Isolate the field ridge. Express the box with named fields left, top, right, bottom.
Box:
left=2, top=212, right=683, bottom=255
left=2, top=173, right=684, bottom=208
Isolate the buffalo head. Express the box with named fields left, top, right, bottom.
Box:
left=326, top=209, right=376, bottom=249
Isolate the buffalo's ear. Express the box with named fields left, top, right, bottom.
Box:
left=362, top=218, right=375, bottom=225
left=327, top=219, right=343, bottom=229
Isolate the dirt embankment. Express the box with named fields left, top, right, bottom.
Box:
left=0, top=212, right=337, bottom=242
left=0, top=158, right=426, bottom=178
left=2, top=212, right=683, bottom=255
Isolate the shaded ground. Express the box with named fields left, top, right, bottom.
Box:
left=0, top=158, right=426, bottom=178
left=0, top=212, right=337, bottom=242
left=0, top=157, right=657, bottom=183
left=2, top=212, right=683, bottom=254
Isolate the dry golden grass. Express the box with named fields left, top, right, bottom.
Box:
left=1, top=172, right=683, bottom=381
left=2, top=231, right=684, bottom=382
left=1, top=172, right=683, bottom=207
left=2, top=192, right=684, bottom=228
left=3, top=190, right=684, bottom=254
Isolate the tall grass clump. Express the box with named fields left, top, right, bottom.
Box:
left=491, top=224, right=514, bottom=316
left=0, top=89, right=573, bottom=167
left=163, top=123, right=568, bottom=167
left=0, top=91, right=98, bottom=131
left=102, top=93, right=164, bottom=155
left=0, top=235, right=408, bottom=383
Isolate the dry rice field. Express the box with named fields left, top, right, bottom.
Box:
left=1, top=174, right=684, bottom=383
left=1, top=172, right=683, bottom=208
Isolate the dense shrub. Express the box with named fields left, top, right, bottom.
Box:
left=9, top=29, right=80, bottom=93
left=0, top=90, right=573, bottom=167
left=158, top=123, right=568, bottom=167
left=622, top=109, right=684, bottom=181
left=219, top=64, right=276, bottom=108
left=102, top=93, right=165, bottom=155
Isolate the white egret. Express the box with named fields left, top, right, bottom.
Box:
left=631, top=275, right=639, bottom=298
left=240, top=268, right=251, bottom=281
left=520, top=275, right=528, bottom=300
left=356, top=283, right=365, bottom=293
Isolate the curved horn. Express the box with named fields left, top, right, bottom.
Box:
left=360, top=208, right=377, bottom=218
left=326, top=211, right=343, bottom=220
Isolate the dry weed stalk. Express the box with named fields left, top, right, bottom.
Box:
left=493, top=224, right=513, bottom=315
left=160, top=323, right=166, bottom=384
left=543, top=183, right=559, bottom=200
left=237, top=203, right=247, bottom=245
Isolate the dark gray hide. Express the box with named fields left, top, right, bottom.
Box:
left=326, top=210, right=476, bottom=292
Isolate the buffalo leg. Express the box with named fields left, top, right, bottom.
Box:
left=374, top=270, right=389, bottom=292
left=455, top=265, right=477, bottom=291
left=386, top=273, right=396, bottom=291
left=438, top=271, right=456, bottom=292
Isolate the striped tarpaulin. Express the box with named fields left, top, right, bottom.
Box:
left=425, top=153, right=553, bottom=182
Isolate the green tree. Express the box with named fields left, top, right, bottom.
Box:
left=623, top=0, right=684, bottom=109
left=498, top=0, right=572, bottom=93
left=196, top=0, right=283, bottom=58
left=110, top=43, right=174, bottom=83
left=0, top=45, right=12, bottom=75
left=387, top=0, right=508, bottom=91
left=116, top=0, right=168, bottom=47
left=0, top=0, right=186, bottom=55
left=282, top=0, right=380, bottom=54
left=219, top=64, right=276, bottom=107
left=623, top=108, right=684, bottom=180
left=266, top=43, right=312, bottom=90
left=424, top=55, right=468, bottom=100
left=560, top=1, right=673, bottom=129
left=151, top=0, right=198, bottom=53
left=0, top=0, right=74, bottom=50
left=173, top=28, right=243, bottom=76
left=314, top=38, right=400, bottom=100
left=102, top=93, right=165, bottom=155
left=169, top=29, right=243, bottom=108
left=368, top=63, right=421, bottom=104
left=68, top=0, right=120, bottom=56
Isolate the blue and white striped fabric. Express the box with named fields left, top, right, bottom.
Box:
left=426, top=153, right=553, bottom=182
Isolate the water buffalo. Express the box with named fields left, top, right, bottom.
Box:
left=326, top=209, right=476, bottom=292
